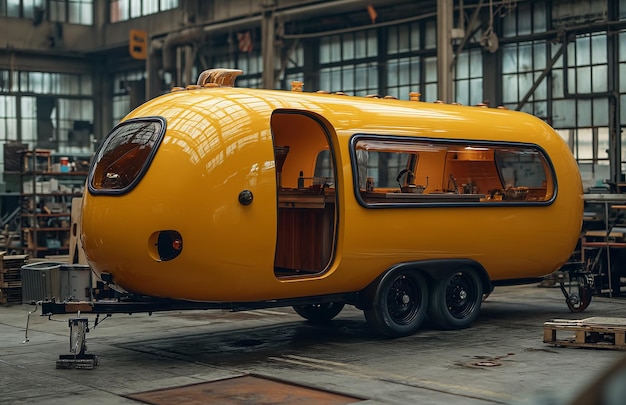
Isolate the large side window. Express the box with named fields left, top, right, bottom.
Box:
left=351, top=136, right=555, bottom=206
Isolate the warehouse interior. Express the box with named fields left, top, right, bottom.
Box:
left=2, top=2, right=626, bottom=404
left=1, top=0, right=626, bottom=298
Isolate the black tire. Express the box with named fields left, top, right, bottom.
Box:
left=293, top=302, right=345, bottom=324
left=364, top=269, right=428, bottom=338
left=428, top=266, right=483, bottom=330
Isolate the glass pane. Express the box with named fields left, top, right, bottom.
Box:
left=319, top=37, right=330, bottom=64
left=130, top=0, right=141, bottom=18
left=398, top=59, right=410, bottom=85
left=424, top=21, right=436, bottom=49
left=592, top=65, right=608, bottom=93
left=593, top=98, right=609, bottom=126
left=519, top=73, right=533, bottom=102
left=552, top=99, right=575, bottom=128
left=425, top=56, right=437, bottom=81
left=502, top=75, right=518, bottom=103
left=533, top=73, right=547, bottom=100
left=398, top=24, right=409, bottom=53
left=576, top=66, right=592, bottom=93
left=591, top=34, right=607, bottom=64
left=342, top=69, right=354, bottom=92
left=518, top=44, right=532, bottom=73
left=502, top=45, right=518, bottom=74
left=330, top=35, right=341, bottom=62
left=502, top=10, right=516, bottom=38
left=319, top=69, right=330, bottom=91
left=469, top=49, right=481, bottom=77
left=534, top=101, right=547, bottom=118
left=160, top=0, right=178, bottom=10
left=410, top=22, right=420, bottom=51
left=576, top=36, right=591, bottom=66
left=578, top=99, right=591, bottom=127
left=7, top=0, right=20, bottom=17
left=517, top=2, right=531, bottom=35
left=533, top=2, right=547, bottom=33
left=567, top=67, right=576, bottom=93
left=567, top=41, right=576, bottom=67
left=143, top=0, right=158, bottom=14
left=598, top=127, right=609, bottom=161
left=456, top=81, right=468, bottom=105
left=387, top=26, right=398, bottom=54
left=552, top=45, right=564, bottom=68
left=469, top=78, right=482, bottom=106
left=621, top=32, right=626, bottom=62
left=355, top=31, right=366, bottom=58
left=387, top=59, right=399, bottom=86
left=577, top=128, right=593, bottom=160
left=456, top=51, right=469, bottom=79
left=424, top=83, right=437, bottom=102
left=343, top=35, right=354, bottom=60
left=533, top=42, right=546, bottom=70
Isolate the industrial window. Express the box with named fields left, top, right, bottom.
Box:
left=0, top=69, right=93, bottom=157
left=112, top=70, right=146, bottom=128
left=49, top=0, right=93, bottom=25
left=501, top=40, right=549, bottom=117
left=319, top=30, right=378, bottom=96
left=0, top=95, right=18, bottom=142
left=0, top=0, right=42, bottom=18
left=385, top=20, right=439, bottom=101
left=351, top=136, right=555, bottom=207
left=550, top=31, right=610, bottom=188
left=280, top=42, right=304, bottom=90
left=454, top=48, right=483, bottom=106
left=500, top=1, right=548, bottom=117
left=109, top=0, right=178, bottom=23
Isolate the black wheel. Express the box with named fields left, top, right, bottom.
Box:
left=566, top=274, right=593, bottom=313
left=293, top=302, right=345, bottom=324
left=364, top=269, right=428, bottom=338
left=428, top=267, right=483, bottom=330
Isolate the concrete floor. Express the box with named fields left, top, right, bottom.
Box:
left=1, top=284, right=625, bottom=405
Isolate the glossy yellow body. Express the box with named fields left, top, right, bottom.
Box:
left=81, top=87, right=583, bottom=302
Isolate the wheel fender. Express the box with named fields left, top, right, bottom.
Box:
left=357, top=259, right=493, bottom=310
left=416, top=259, right=492, bottom=293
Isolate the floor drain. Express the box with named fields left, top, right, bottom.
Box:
left=126, top=374, right=363, bottom=404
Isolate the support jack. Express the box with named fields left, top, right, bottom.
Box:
left=56, top=316, right=99, bottom=370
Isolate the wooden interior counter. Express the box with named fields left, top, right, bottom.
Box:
left=362, top=191, right=485, bottom=203
left=278, top=188, right=335, bottom=208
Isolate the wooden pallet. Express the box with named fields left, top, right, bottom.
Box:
left=544, top=317, right=626, bottom=350
left=0, top=286, right=22, bottom=305
left=0, top=253, right=27, bottom=305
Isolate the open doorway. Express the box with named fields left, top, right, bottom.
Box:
left=271, top=111, right=337, bottom=278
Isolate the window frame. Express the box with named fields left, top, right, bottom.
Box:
left=349, top=134, right=558, bottom=209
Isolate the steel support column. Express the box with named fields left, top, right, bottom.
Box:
left=437, top=0, right=454, bottom=103
left=261, top=1, right=276, bottom=89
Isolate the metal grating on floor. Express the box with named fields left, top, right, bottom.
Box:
left=125, top=374, right=363, bottom=405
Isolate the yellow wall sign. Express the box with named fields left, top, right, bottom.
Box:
left=129, top=29, right=147, bottom=60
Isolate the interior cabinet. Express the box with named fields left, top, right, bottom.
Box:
left=18, top=149, right=88, bottom=258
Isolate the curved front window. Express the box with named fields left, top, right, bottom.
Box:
left=88, top=117, right=165, bottom=195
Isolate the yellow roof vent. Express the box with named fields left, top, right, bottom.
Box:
left=196, top=68, right=243, bottom=87
left=409, top=92, right=421, bottom=102
left=291, top=81, right=303, bottom=92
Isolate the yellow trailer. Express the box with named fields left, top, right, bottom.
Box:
left=81, top=69, right=585, bottom=337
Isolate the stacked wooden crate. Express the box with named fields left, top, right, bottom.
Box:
left=0, top=253, right=28, bottom=305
